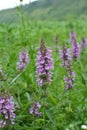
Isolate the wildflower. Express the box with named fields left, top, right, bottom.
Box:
left=64, top=71, right=75, bottom=90
left=17, top=49, right=29, bottom=70
left=36, top=39, right=54, bottom=87
left=29, top=102, right=42, bottom=116
left=59, top=44, right=72, bottom=70
left=81, top=125, right=87, bottom=130
left=70, top=31, right=76, bottom=44
left=81, top=38, right=87, bottom=50
left=60, top=44, right=75, bottom=90
left=0, top=94, right=15, bottom=128
left=72, top=40, right=80, bottom=60
left=70, top=32, right=80, bottom=60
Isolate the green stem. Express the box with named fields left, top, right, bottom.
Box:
left=10, top=70, right=25, bottom=86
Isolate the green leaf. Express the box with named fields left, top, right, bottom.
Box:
left=48, top=94, right=57, bottom=105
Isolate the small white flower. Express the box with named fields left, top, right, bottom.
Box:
left=81, top=125, right=87, bottom=130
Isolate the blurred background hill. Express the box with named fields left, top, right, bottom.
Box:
left=0, top=0, right=87, bottom=23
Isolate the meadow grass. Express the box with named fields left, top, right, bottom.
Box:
left=0, top=19, right=87, bottom=130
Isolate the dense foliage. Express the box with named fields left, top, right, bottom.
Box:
left=0, top=18, right=87, bottom=130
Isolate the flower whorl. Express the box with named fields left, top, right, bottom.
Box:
left=36, top=39, right=54, bottom=87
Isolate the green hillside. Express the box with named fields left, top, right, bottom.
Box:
left=0, top=0, right=87, bottom=23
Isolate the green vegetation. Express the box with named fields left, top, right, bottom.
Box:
left=0, top=18, right=87, bottom=129
left=0, top=0, right=87, bottom=129
left=0, top=0, right=87, bottom=23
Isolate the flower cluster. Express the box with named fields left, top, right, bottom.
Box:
left=60, top=44, right=75, bottom=90
left=70, top=32, right=80, bottom=60
left=81, top=38, right=87, bottom=50
left=72, top=40, right=80, bottom=60
left=64, top=71, right=75, bottom=90
left=70, top=31, right=76, bottom=44
left=36, top=39, right=54, bottom=87
left=17, top=49, right=29, bottom=70
left=29, top=102, right=41, bottom=116
left=59, top=44, right=72, bottom=70
left=0, top=94, right=15, bottom=128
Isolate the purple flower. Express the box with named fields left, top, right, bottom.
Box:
left=17, top=49, right=29, bottom=70
left=0, top=94, right=15, bottom=128
left=64, top=71, right=75, bottom=90
left=72, top=40, right=80, bottom=60
left=36, top=39, right=54, bottom=87
left=60, top=44, right=75, bottom=90
left=81, top=38, right=87, bottom=50
left=59, top=44, right=72, bottom=69
left=70, top=32, right=80, bottom=60
left=70, top=31, right=76, bottom=44
left=29, top=102, right=42, bottom=116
